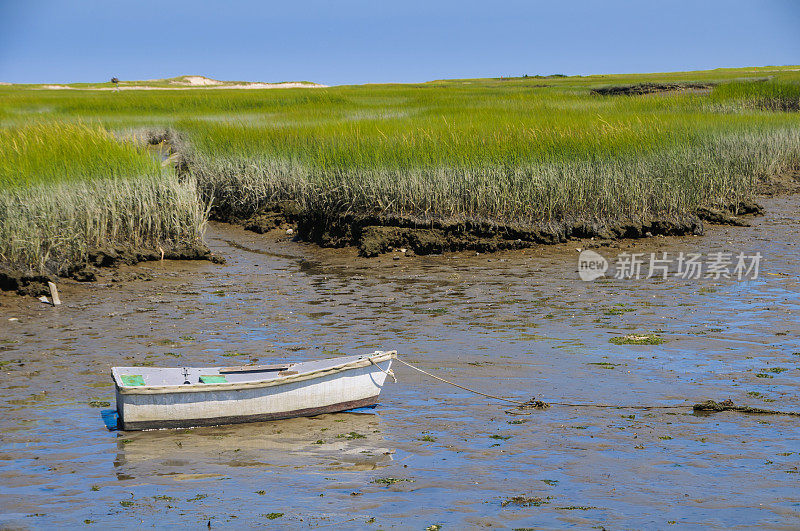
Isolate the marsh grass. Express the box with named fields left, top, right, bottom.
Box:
left=177, top=75, right=800, bottom=225
left=0, top=123, right=206, bottom=272
left=190, top=126, right=800, bottom=224
left=709, top=81, right=800, bottom=112
left=1, top=66, right=799, bottom=272
left=0, top=122, right=162, bottom=188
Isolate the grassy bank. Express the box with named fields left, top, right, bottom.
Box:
left=0, top=66, right=799, bottom=270
left=182, top=90, right=800, bottom=224
left=0, top=123, right=206, bottom=274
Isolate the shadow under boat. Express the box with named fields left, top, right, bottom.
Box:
left=111, top=410, right=394, bottom=480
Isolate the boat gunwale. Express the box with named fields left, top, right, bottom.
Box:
left=113, top=351, right=396, bottom=395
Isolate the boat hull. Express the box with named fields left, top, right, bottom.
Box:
left=114, top=353, right=394, bottom=430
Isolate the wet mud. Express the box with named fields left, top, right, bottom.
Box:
left=1, top=195, right=800, bottom=528
left=0, top=243, right=218, bottom=297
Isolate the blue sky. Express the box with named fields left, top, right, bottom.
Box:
left=1, top=0, right=798, bottom=85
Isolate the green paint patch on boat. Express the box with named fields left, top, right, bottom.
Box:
left=120, top=375, right=145, bottom=386
left=200, top=375, right=228, bottom=384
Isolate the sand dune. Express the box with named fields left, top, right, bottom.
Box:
left=27, top=75, right=326, bottom=90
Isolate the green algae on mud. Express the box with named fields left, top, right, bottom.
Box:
left=610, top=334, right=666, bottom=345
left=371, top=477, right=415, bottom=486
left=501, top=495, right=552, bottom=508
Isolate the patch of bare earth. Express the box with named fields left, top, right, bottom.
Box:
left=758, top=170, right=800, bottom=196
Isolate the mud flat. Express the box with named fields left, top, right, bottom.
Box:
left=1, top=195, right=799, bottom=528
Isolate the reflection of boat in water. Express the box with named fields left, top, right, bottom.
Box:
left=113, top=351, right=396, bottom=430
left=112, top=412, right=394, bottom=480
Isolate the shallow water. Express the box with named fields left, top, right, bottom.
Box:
left=1, top=197, right=800, bottom=529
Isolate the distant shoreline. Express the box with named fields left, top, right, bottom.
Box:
left=35, top=82, right=327, bottom=91
left=1, top=75, right=326, bottom=90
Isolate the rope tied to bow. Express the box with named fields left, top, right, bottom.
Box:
left=394, top=357, right=800, bottom=417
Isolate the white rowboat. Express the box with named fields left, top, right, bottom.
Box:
left=112, top=351, right=396, bottom=430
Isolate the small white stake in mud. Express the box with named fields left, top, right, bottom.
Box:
left=47, top=281, right=61, bottom=305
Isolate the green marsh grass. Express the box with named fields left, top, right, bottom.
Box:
left=1, top=66, right=799, bottom=272
left=709, top=81, right=800, bottom=112
left=185, top=113, right=800, bottom=223
left=0, top=122, right=161, bottom=188
left=0, top=123, right=206, bottom=272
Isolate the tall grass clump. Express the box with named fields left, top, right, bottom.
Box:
left=187, top=126, right=800, bottom=226
left=0, top=122, right=162, bottom=187
left=0, top=122, right=206, bottom=273
left=182, top=99, right=800, bottom=226
left=709, top=81, right=800, bottom=112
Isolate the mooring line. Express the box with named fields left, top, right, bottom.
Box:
left=369, top=356, right=397, bottom=383
left=548, top=402, right=687, bottom=410
left=395, top=357, right=800, bottom=416
left=394, top=357, right=686, bottom=409
left=394, top=357, right=529, bottom=406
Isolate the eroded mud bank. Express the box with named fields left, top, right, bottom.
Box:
left=591, top=82, right=715, bottom=96
left=215, top=200, right=774, bottom=258
left=0, top=243, right=219, bottom=296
